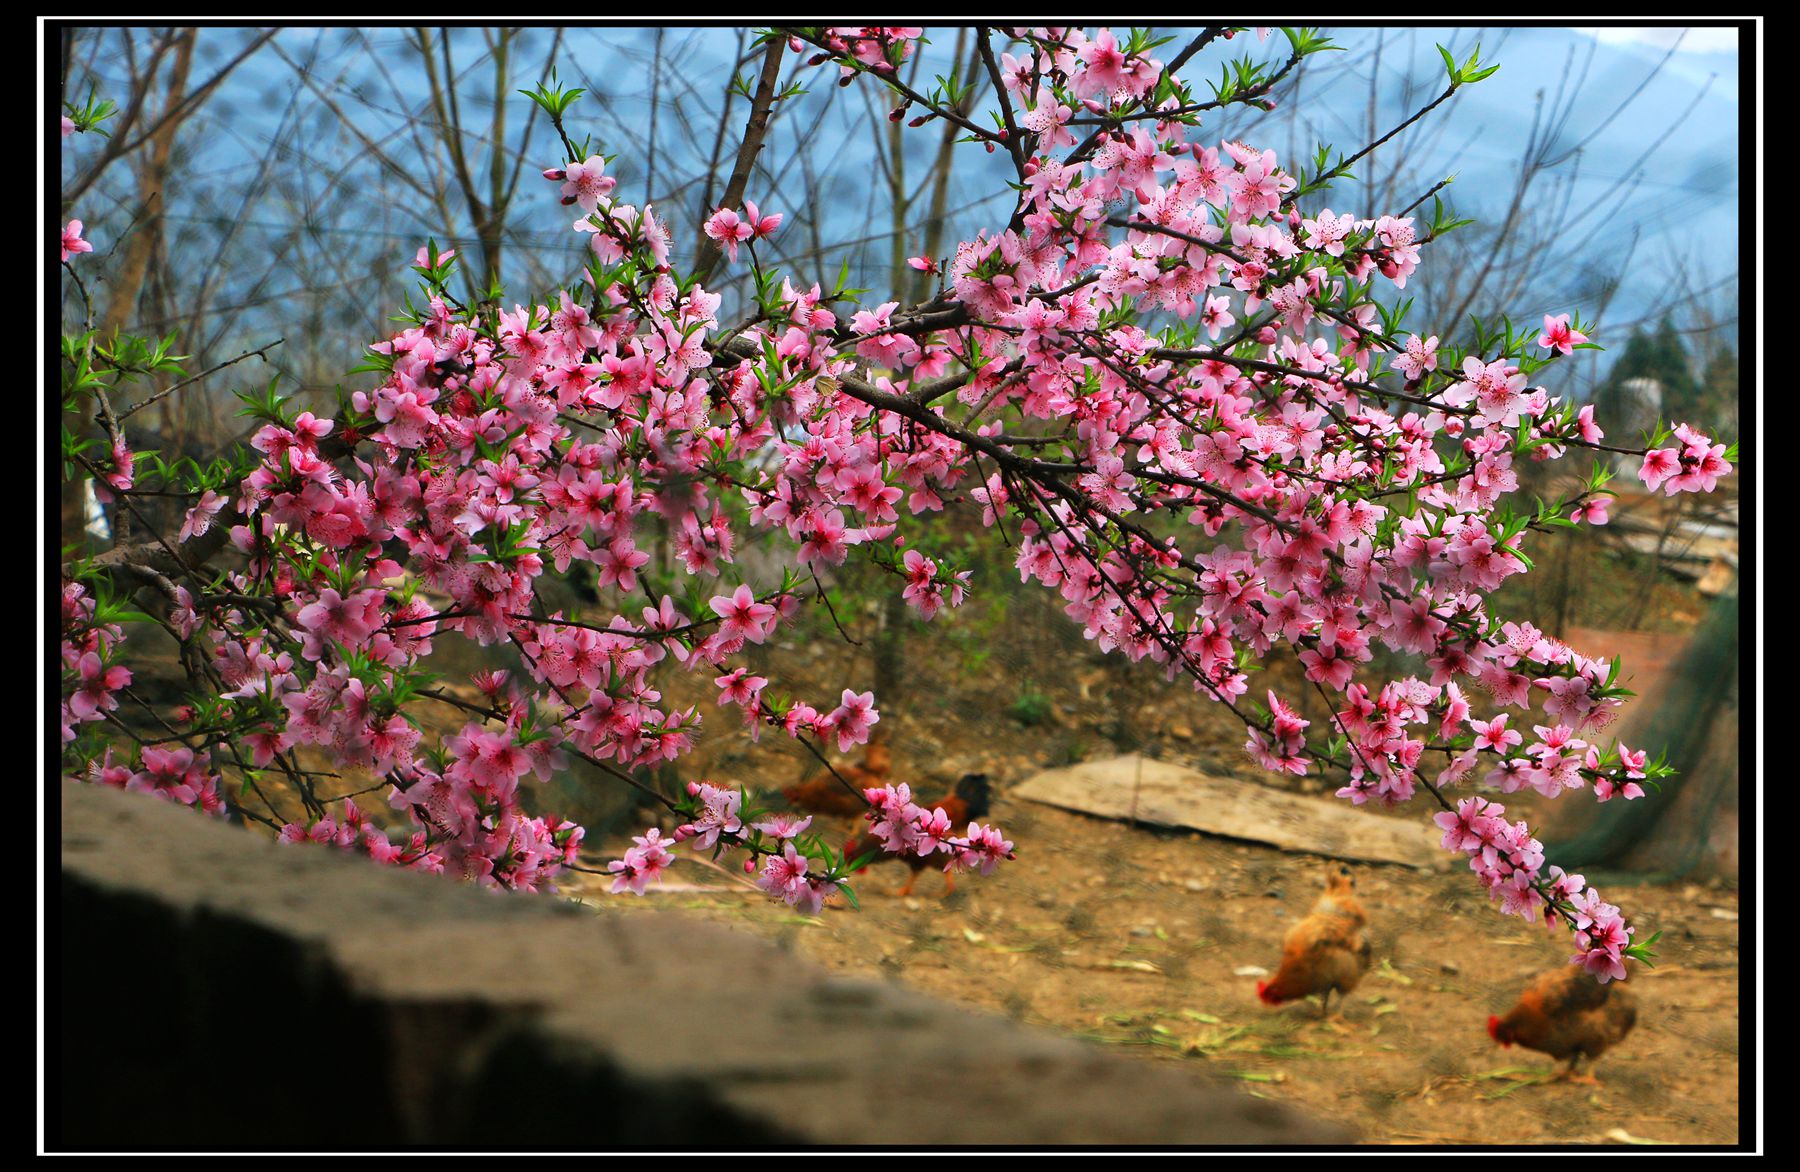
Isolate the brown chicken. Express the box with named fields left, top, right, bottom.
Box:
left=1489, top=966, right=1637, bottom=1082
left=779, top=728, right=892, bottom=818
left=842, top=773, right=992, bottom=897
left=1256, top=866, right=1372, bottom=1017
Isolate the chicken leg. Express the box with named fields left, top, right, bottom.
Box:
left=1554, top=1056, right=1602, bottom=1086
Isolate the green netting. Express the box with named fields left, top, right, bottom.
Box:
left=1548, top=580, right=1739, bottom=879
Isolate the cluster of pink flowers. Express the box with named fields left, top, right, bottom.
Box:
left=702, top=200, right=782, bottom=264
left=754, top=842, right=835, bottom=914
left=87, top=744, right=227, bottom=817
left=63, top=579, right=232, bottom=819
left=608, top=826, right=675, bottom=895
left=899, top=546, right=972, bottom=620
left=795, top=27, right=924, bottom=80
left=607, top=766, right=1016, bottom=914
left=620, top=780, right=839, bottom=911
left=1639, top=422, right=1736, bottom=496
left=862, top=783, right=1015, bottom=876
left=1247, top=690, right=1310, bottom=776
left=60, top=582, right=130, bottom=744
left=1434, top=796, right=1633, bottom=981
left=674, top=781, right=745, bottom=849
left=279, top=798, right=449, bottom=874
left=63, top=28, right=1732, bottom=971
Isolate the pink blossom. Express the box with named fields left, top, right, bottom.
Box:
left=62, top=220, right=93, bottom=262
left=608, top=828, right=675, bottom=895
left=558, top=156, right=616, bottom=212
left=178, top=490, right=228, bottom=543
left=825, top=689, right=879, bottom=752
left=709, top=584, right=777, bottom=644
left=1537, top=313, right=1589, bottom=355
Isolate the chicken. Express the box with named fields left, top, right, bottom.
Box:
left=1489, top=966, right=1637, bottom=1083
left=842, top=772, right=992, bottom=897
left=779, top=728, right=892, bottom=819
left=1255, top=866, right=1372, bottom=1018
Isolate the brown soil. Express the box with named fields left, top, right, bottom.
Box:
left=562, top=801, right=1740, bottom=1145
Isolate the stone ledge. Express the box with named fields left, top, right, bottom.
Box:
left=56, top=781, right=1354, bottom=1149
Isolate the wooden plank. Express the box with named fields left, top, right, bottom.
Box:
left=1012, top=754, right=1446, bottom=869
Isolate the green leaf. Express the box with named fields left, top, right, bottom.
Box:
left=1437, top=43, right=1459, bottom=80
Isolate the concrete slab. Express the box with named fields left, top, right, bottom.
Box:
left=1013, top=754, right=1445, bottom=869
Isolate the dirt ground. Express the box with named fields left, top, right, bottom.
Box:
left=561, top=792, right=1741, bottom=1145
